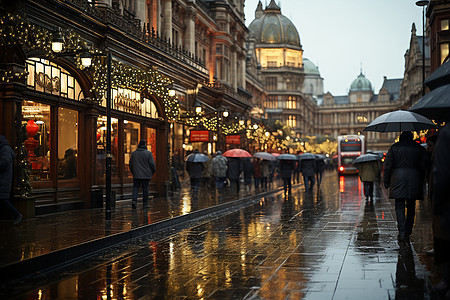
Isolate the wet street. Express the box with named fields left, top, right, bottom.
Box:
left=6, top=172, right=434, bottom=299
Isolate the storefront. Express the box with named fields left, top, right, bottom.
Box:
left=11, top=56, right=169, bottom=215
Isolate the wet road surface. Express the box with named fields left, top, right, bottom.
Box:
left=5, top=173, right=433, bottom=299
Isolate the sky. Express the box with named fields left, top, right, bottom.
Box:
left=244, top=0, right=425, bottom=95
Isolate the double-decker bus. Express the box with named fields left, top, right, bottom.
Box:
left=337, top=135, right=365, bottom=174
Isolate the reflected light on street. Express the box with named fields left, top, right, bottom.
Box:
left=181, top=196, right=191, bottom=215
left=339, top=176, right=345, bottom=193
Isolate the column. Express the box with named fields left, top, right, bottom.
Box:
left=231, top=47, right=237, bottom=89
left=184, top=8, right=196, bottom=54
left=161, top=0, right=172, bottom=41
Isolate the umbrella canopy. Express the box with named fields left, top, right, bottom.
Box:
left=315, top=154, right=326, bottom=160
left=270, top=153, right=281, bottom=157
left=253, top=152, right=276, bottom=161
left=363, top=110, right=436, bottom=132
left=299, top=153, right=316, bottom=160
left=276, top=154, right=298, bottom=161
left=353, top=154, right=379, bottom=164
left=223, top=149, right=252, bottom=158
left=409, top=84, right=450, bottom=122
left=185, top=152, right=209, bottom=162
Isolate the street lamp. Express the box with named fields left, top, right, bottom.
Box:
left=416, top=0, right=429, bottom=96
left=52, top=31, right=113, bottom=220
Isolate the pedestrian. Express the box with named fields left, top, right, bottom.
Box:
left=202, top=151, right=212, bottom=188
left=227, top=157, right=242, bottom=196
left=383, top=131, right=427, bottom=243
left=300, top=158, right=316, bottom=192
left=279, top=159, right=294, bottom=196
left=242, top=157, right=253, bottom=193
left=261, top=160, right=270, bottom=190
left=293, top=159, right=301, bottom=184
left=315, top=157, right=325, bottom=186
left=0, top=135, right=23, bottom=225
left=431, top=124, right=450, bottom=298
left=129, top=139, right=156, bottom=209
left=253, top=158, right=262, bottom=190
left=186, top=149, right=205, bottom=201
left=356, top=160, right=379, bottom=202
left=211, top=150, right=228, bottom=194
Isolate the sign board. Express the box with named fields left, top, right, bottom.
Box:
left=226, top=135, right=241, bottom=144
left=190, top=130, right=209, bottom=142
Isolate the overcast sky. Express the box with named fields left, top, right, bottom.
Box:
left=244, top=0, right=425, bottom=95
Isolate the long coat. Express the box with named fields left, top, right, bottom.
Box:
left=227, top=158, right=242, bottom=180
left=384, top=139, right=427, bottom=200
left=0, top=136, right=15, bottom=199
left=300, top=159, right=316, bottom=177
left=242, top=158, right=253, bottom=184
left=356, top=161, right=379, bottom=182
left=129, top=146, right=156, bottom=179
left=186, top=162, right=205, bottom=179
left=279, top=160, right=294, bottom=179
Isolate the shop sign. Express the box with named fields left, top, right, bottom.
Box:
left=190, top=130, right=209, bottom=142
left=114, top=93, right=141, bottom=114
left=35, top=72, right=61, bottom=92
left=226, top=135, right=241, bottom=144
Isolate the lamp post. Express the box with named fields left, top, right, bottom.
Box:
left=52, top=31, right=113, bottom=220
left=416, top=0, right=429, bottom=97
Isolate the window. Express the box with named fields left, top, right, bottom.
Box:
left=216, top=44, right=223, bottom=55
left=441, top=19, right=449, bottom=31
left=96, top=116, right=119, bottom=182
left=287, top=115, right=297, bottom=128
left=58, top=108, right=78, bottom=179
left=265, top=77, right=277, bottom=90
left=22, top=101, right=51, bottom=181
left=286, top=96, right=297, bottom=109
left=357, top=95, right=362, bottom=103
left=340, top=114, right=348, bottom=124
left=124, top=121, right=141, bottom=178
left=264, top=95, right=278, bottom=109
left=441, top=43, right=449, bottom=65
left=356, top=114, right=368, bottom=123
left=146, top=128, right=157, bottom=161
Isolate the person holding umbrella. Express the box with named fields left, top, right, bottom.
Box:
left=299, top=154, right=316, bottom=192
left=186, top=149, right=207, bottom=201
left=354, top=154, right=379, bottom=202
left=210, top=151, right=228, bottom=195
left=383, top=131, right=427, bottom=243
left=279, top=158, right=294, bottom=196
left=227, top=157, right=242, bottom=196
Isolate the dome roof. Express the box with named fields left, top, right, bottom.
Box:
left=303, top=58, right=320, bottom=75
left=248, top=0, right=301, bottom=47
left=350, top=73, right=373, bottom=92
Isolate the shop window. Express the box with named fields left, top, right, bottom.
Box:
left=124, top=121, right=141, bottom=178
left=143, top=98, right=159, bottom=119
left=146, top=128, right=157, bottom=162
left=96, top=116, right=119, bottom=182
left=58, top=108, right=78, bottom=179
left=22, top=101, right=51, bottom=181
left=440, top=43, right=449, bottom=65
left=286, top=96, right=297, bottom=109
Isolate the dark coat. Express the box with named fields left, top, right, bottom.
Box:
left=129, top=146, right=156, bottom=180
left=315, top=159, right=325, bottom=173
left=186, top=161, right=205, bottom=179
left=242, top=158, right=253, bottom=184
left=300, top=159, right=316, bottom=177
left=384, top=139, right=427, bottom=200
left=253, top=160, right=262, bottom=178
left=227, top=158, right=242, bottom=180
left=0, top=136, right=15, bottom=199
left=432, top=124, right=450, bottom=240
left=279, top=160, right=294, bottom=179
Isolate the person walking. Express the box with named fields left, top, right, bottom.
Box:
left=431, top=124, right=450, bottom=298
left=356, top=160, right=379, bottom=202
left=186, top=149, right=205, bottom=201
left=279, top=159, right=294, bottom=196
left=210, top=151, right=228, bottom=195
left=293, top=159, right=301, bottom=184
left=315, top=157, right=325, bottom=186
left=253, top=158, right=262, bottom=190
left=384, top=131, right=427, bottom=243
left=227, top=157, right=242, bottom=196
left=300, top=158, right=316, bottom=192
left=129, top=140, right=156, bottom=209
left=0, top=135, right=23, bottom=225
left=261, top=160, right=270, bottom=190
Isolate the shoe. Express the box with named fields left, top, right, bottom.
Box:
left=13, top=214, right=23, bottom=225
left=426, top=248, right=435, bottom=256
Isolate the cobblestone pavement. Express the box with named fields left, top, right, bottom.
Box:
left=1, top=172, right=439, bottom=299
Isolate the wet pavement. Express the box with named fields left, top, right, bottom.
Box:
left=0, top=172, right=441, bottom=299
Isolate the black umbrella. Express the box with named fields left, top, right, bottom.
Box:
left=353, top=154, right=379, bottom=164
left=299, top=153, right=316, bottom=160
left=185, top=152, right=209, bottom=162
left=315, top=154, right=326, bottom=160
left=409, top=84, right=450, bottom=122
left=363, top=110, right=436, bottom=132
left=276, top=154, right=298, bottom=160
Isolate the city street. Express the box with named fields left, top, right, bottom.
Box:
left=3, top=172, right=436, bottom=299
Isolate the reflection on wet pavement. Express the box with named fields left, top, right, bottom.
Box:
left=8, top=173, right=433, bottom=299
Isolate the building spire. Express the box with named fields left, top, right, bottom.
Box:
left=255, top=0, right=263, bottom=19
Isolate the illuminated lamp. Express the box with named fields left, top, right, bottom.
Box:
left=339, top=166, right=345, bottom=172
left=51, top=30, right=64, bottom=53
left=97, top=131, right=101, bottom=141
left=80, top=51, right=92, bottom=67
left=26, top=120, right=39, bottom=137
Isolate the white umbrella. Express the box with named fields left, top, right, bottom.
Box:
left=363, top=110, right=436, bottom=132
left=253, top=152, right=276, bottom=161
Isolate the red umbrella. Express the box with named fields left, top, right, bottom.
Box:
left=223, top=149, right=252, bottom=158
left=270, top=153, right=281, bottom=157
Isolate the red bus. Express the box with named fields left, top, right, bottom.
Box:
left=337, top=135, right=365, bottom=175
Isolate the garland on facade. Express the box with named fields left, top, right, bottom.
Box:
left=15, top=117, right=32, bottom=197
left=0, top=14, right=179, bottom=119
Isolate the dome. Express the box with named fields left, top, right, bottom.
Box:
left=248, top=0, right=301, bottom=47
left=303, top=58, right=320, bottom=75
left=350, top=73, right=373, bottom=92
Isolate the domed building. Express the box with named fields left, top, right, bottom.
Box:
left=303, top=58, right=324, bottom=99
left=349, top=72, right=374, bottom=103
left=247, top=0, right=319, bottom=139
